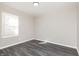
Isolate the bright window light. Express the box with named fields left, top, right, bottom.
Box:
left=33, top=2, right=39, bottom=6
left=1, top=12, right=19, bottom=38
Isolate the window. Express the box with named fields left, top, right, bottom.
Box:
left=1, top=12, right=19, bottom=38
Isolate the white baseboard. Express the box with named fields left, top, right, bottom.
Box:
left=0, top=38, right=78, bottom=55
left=36, top=39, right=77, bottom=49
left=76, top=48, right=79, bottom=55
left=0, top=39, right=33, bottom=49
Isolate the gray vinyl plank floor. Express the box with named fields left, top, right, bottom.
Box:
left=0, top=40, right=78, bottom=56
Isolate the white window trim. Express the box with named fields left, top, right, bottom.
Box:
left=1, top=12, right=19, bottom=38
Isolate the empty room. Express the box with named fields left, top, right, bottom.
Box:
left=0, top=2, right=79, bottom=56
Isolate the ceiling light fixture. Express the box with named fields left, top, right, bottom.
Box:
left=33, top=2, right=39, bottom=6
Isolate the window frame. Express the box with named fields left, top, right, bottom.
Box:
left=1, top=12, right=19, bottom=38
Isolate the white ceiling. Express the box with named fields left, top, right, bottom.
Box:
left=1, top=2, right=77, bottom=16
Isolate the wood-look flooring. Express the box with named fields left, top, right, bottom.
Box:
left=0, top=40, right=78, bottom=56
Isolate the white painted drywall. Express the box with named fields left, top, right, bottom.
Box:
left=35, top=4, right=77, bottom=48
left=77, top=3, right=79, bottom=53
left=0, top=3, right=77, bottom=49
left=0, top=4, right=34, bottom=49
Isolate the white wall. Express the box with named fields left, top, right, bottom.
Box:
left=0, top=4, right=34, bottom=49
left=35, top=4, right=77, bottom=48
left=77, top=3, right=79, bottom=53
left=0, top=3, right=77, bottom=49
